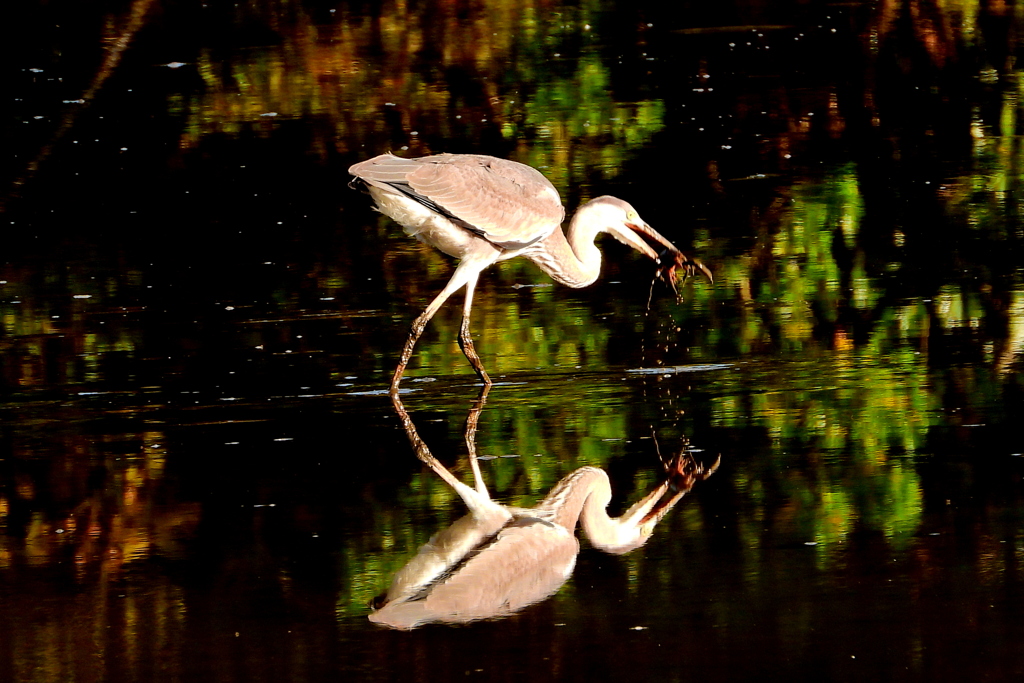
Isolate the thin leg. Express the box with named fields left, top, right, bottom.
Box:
left=464, top=384, right=492, bottom=497
left=390, top=389, right=496, bottom=513
left=390, top=268, right=474, bottom=394
left=391, top=310, right=434, bottom=394
left=457, top=271, right=491, bottom=386
left=390, top=252, right=499, bottom=394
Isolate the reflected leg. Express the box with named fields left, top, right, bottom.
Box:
left=389, top=390, right=492, bottom=511
left=464, top=384, right=492, bottom=497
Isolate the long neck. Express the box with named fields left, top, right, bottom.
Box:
left=521, top=202, right=606, bottom=288
left=538, top=466, right=643, bottom=553
left=538, top=467, right=610, bottom=530
left=537, top=464, right=685, bottom=554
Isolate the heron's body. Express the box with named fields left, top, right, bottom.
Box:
left=349, top=153, right=710, bottom=392
left=371, top=393, right=719, bottom=629
left=368, top=185, right=503, bottom=264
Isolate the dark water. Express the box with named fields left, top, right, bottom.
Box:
left=2, top=0, right=1024, bottom=680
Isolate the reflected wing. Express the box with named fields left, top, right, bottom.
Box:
left=349, top=153, right=565, bottom=249
left=369, top=517, right=577, bottom=630
left=374, top=509, right=511, bottom=608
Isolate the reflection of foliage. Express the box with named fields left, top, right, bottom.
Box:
left=177, top=0, right=665, bottom=198
left=504, top=51, right=666, bottom=196
left=715, top=349, right=931, bottom=555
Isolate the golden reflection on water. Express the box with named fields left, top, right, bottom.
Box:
left=1, top=428, right=199, bottom=577
left=0, top=423, right=200, bottom=682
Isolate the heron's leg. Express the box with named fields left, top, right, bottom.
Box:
left=458, top=272, right=492, bottom=386
left=391, top=312, right=435, bottom=394
left=391, top=278, right=468, bottom=393
left=391, top=255, right=496, bottom=394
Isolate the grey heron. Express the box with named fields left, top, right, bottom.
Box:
left=349, top=153, right=711, bottom=393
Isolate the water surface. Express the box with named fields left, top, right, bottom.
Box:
left=2, top=1, right=1024, bottom=681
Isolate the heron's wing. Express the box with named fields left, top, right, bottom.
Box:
left=350, top=153, right=565, bottom=249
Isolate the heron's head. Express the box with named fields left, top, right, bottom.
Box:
left=585, top=197, right=661, bottom=257
left=586, top=196, right=713, bottom=291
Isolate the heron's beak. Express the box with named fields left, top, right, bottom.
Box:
left=611, top=221, right=668, bottom=262
left=621, top=221, right=713, bottom=297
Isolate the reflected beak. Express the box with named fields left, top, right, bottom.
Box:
left=636, top=452, right=720, bottom=526
left=594, top=448, right=719, bottom=555
left=615, top=452, right=719, bottom=529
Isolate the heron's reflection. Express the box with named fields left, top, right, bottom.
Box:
left=371, top=388, right=718, bottom=630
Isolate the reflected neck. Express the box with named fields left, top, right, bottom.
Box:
left=538, top=466, right=640, bottom=551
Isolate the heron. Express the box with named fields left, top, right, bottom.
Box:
left=370, top=389, right=719, bottom=629
left=348, top=153, right=712, bottom=393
